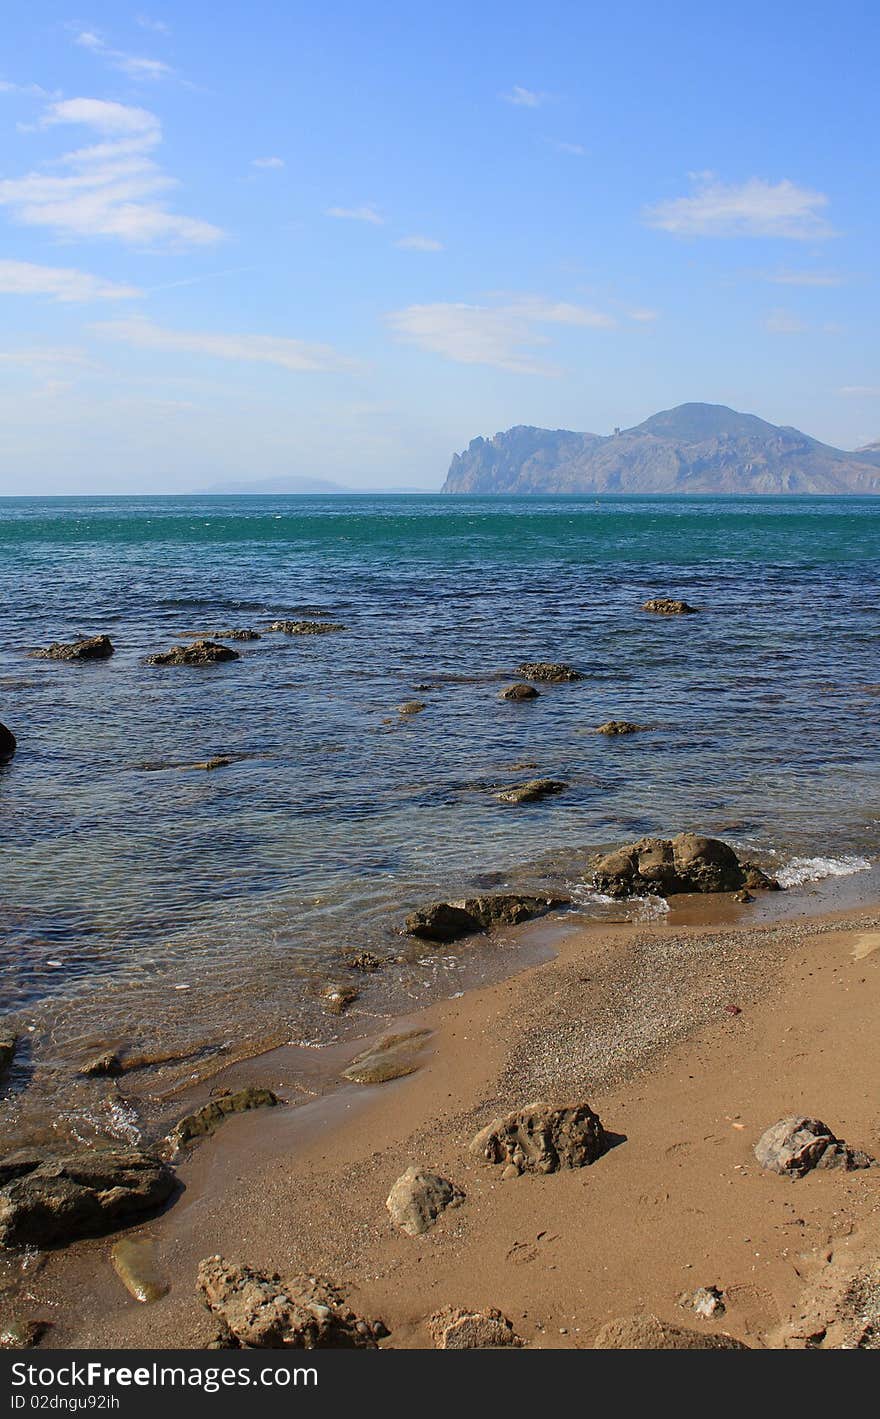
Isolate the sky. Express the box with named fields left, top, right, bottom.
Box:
left=1, top=0, right=879, bottom=493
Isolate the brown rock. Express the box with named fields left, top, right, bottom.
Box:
left=111, top=1236, right=169, bottom=1304
left=342, top=1030, right=431, bottom=1085
left=78, top=1050, right=123, bottom=1078
left=594, top=1314, right=748, bottom=1349
left=31, top=634, right=114, bottom=661
left=742, top=863, right=782, bottom=891
left=595, top=720, right=648, bottom=735
left=428, top=1306, right=521, bottom=1349
left=342, top=950, right=382, bottom=973
left=593, top=832, right=747, bottom=898
left=495, top=777, right=568, bottom=804
left=266, top=621, right=346, bottom=635
left=205, top=628, right=260, bottom=641
left=471, top=1101, right=609, bottom=1175
left=0, top=1033, right=17, bottom=1076
left=754, top=1117, right=874, bottom=1177
left=404, top=893, right=567, bottom=941
left=403, top=902, right=481, bottom=942
left=165, top=1087, right=278, bottom=1153
left=641, top=598, right=698, bottom=615
left=147, top=639, right=239, bottom=666
left=197, top=1257, right=385, bottom=1348
left=321, top=983, right=358, bottom=1015
left=516, top=661, right=583, bottom=682
left=0, top=1317, right=49, bottom=1348
left=500, top=683, right=540, bottom=700
left=385, top=1166, right=464, bottom=1236
left=0, top=1148, right=175, bottom=1248
left=398, top=701, right=426, bottom=715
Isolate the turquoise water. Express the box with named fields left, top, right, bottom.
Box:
left=1, top=494, right=878, bottom=1143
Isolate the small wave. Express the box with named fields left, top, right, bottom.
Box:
left=776, top=854, right=872, bottom=888
left=571, top=885, right=670, bottom=921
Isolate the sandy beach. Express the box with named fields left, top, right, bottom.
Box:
left=6, top=874, right=880, bottom=1351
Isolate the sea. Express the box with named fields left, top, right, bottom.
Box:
left=1, top=493, right=878, bottom=1146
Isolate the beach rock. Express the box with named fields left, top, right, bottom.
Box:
left=594, top=1314, right=748, bottom=1349
left=404, top=902, right=481, bottom=942
left=0, top=1147, right=175, bottom=1248
left=386, top=1166, right=464, bottom=1237
left=197, top=1257, right=385, bottom=1348
left=733, top=889, right=755, bottom=904
left=495, top=777, right=568, bottom=804
left=78, top=1050, right=123, bottom=1078
left=500, top=683, right=540, bottom=700
left=342, top=950, right=381, bottom=973
left=0, top=1317, right=49, bottom=1349
left=754, top=1117, right=874, bottom=1177
left=398, top=701, right=425, bottom=716
left=404, top=893, right=566, bottom=941
left=516, top=661, right=583, bottom=683
left=595, top=720, right=647, bottom=735
left=342, top=1030, right=432, bottom=1084
left=0, top=1033, right=17, bottom=1076
left=266, top=620, right=345, bottom=635
left=165, top=1087, right=278, bottom=1154
left=31, top=634, right=114, bottom=661
left=147, top=639, right=239, bottom=667
left=205, top=628, right=260, bottom=641
left=742, top=863, right=782, bottom=891
left=642, top=598, right=698, bottom=615
left=593, top=832, right=747, bottom=898
left=111, top=1236, right=169, bottom=1304
left=471, top=1101, right=608, bottom=1176
left=321, top=983, right=358, bottom=1015
left=0, top=723, right=16, bottom=761
left=681, top=1285, right=726, bottom=1319
left=428, top=1306, right=521, bottom=1349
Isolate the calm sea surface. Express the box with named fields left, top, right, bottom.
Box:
left=1, top=494, right=878, bottom=1143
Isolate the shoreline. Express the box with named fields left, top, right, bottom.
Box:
left=5, top=874, right=880, bottom=1349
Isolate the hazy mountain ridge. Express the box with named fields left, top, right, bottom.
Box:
left=442, top=403, right=880, bottom=495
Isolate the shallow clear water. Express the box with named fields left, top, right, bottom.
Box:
left=1, top=493, right=878, bottom=1143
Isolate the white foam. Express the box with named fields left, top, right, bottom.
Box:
left=776, top=854, right=872, bottom=888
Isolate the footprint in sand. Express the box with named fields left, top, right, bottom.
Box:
left=851, top=931, right=880, bottom=961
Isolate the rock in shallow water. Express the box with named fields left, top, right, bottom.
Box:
left=197, top=1257, right=386, bottom=1348
left=111, top=1236, right=170, bottom=1304
left=342, top=1030, right=432, bottom=1084
left=428, top=1306, right=521, bottom=1349
left=495, top=777, right=568, bottom=804
left=30, top=634, right=114, bottom=661
left=471, top=1101, right=609, bottom=1176
left=516, top=661, right=582, bottom=682
left=385, top=1166, right=464, bottom=1236
left=593, top=832, right=748, bottom=897
left=404, top=893, right=567, bottom=942
left=499, top=682, right=540, bottom=700
left=147, top=639, right=239, bottom=666
left=0, top=1033, right=17, bottom=1076
left=754, top=1116, right=874, bottom=1177
left=641, top=598, right=698, bottom=615
left=266, top=620, right=346, bottom=635
left=0, top=722, right=16, bottom=761
left=0, top=1148, right=175, bottom=1249
left=165, top=1087, right=278, bottom=1154
left=595, top=720, right=648, bottom=735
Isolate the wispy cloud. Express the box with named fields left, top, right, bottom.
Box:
left=385, top=296, right=616, bottom=375
left=0, top=79, right=59, bottom=98
left=325, top=204, right=384, bottom=225
left=395, top=234, right=444, bottom=252
left=761, top=268, right=845, bottom=287
left=0, top=346, right=97, bottom=373
left=0, top=97, right=222, bottom=247
left=645, top=175, right=834, bottom=239
left=839, top=385, right=880, bottom=397
left=552, top=140, right=586, bottom=156
left=501, top=86, right=546, bottom=108
left=0, top=259, right=141, bottom=302
left=91, top=316, right=357, bottom=373
left=136, top=15, right=171, bottom=35
left=764, top=308, right=808, bottom=334
left=252, top=156, right=285, bottom=169
left=74, top=29, right=174, bottom=82
left=628, top=307, right=659, bottom=322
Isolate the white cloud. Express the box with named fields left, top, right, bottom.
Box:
left=136, top=15, right=171, bottom=35
left=764, top=308, right=809, bottom=334
left=325, top=204, right=384, bottom=224
left=645, top=175, right=834, bottom=239
left=0, top=79, right=58, bottom=98
left=92, top=316, right=356, bottom=373
left=385, top=296, right=616, bottom=375
left=0, top=346, right=97, bottom=373
left=553, top=140, right=586, bottom=156
left=252, top=156, right=285, bottom=169
left=0, top=97, right=222, bottom=247
left=0, top=259, right=141, bottom=302
left=395, top=234, right=444, bottom=252
left=628, top=307, right=659, bottom=322
left=74, top=28, right=173, bottom=82
left=839, top=385, right=880, bottom=397
left=502, top=86, right=546, bottom=108
left=762, top=269, right=845, bottom=287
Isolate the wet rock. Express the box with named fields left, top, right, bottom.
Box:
left=500, top=683, right=540, bottom=700
left=111, top=1236, right=169, bottom=1304
left=754, top=1117, right=874, bottom=1177
left=31, top=634, right=114, bottom=661
left=205, top=628, right=260, bottom=641
left=0, top=1147, right=175, bottom=1248
left=428, top=1306, right=521, bottom=1349
left=404, top=902, right=482, bottom=942
left=342, top=1030, right=432, bottom=1085
left=404, top=893, right=566, bottom=941
left=593, top=832, right=747, bottom=898
left=266, top=621, right=346, bottom=635
left=78, top=1050, right=124, bottom=1079
left=495, top=777, right=568, bottom=804
left=595, top=720, right=648, bottom=735
left=321, top=983, right=358, bottom=1015
left=197, top=1257, right=385, bottom=1348
left=0, top=722, right=16, bottom=761
left=516, top=661, right=583, bottom=683
left=642, top=598, right=698, bottom=615
left=398, top=701, right=426, bottom=716
left=386, top=1166, right=464, bottom=1236
left=147, top=639, right=239, bottom=667
left=471, top=1101, right=609, bottom=1176
left=0, top=1317, right=49, bottom=1349
left=0, top=1033, right=17, bottom=1076
left=733, top=889, right=755, bottom=904
left=594, top=1314, right=748, bottom=1349
left=742, top=863, right=782, bottom=891
left=165, top=1087, right=278, bottom=1154
left=342, top=950, right=381, bottom=973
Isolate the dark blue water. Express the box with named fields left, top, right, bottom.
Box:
left=1, top=494, right=878, bottom=1143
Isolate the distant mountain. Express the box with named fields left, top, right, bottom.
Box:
left=200, top=475, right=351, bottom=494
left=442, top=403, right=880, bottom=495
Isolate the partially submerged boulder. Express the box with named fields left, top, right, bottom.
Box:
left=404, top=902, right=481, bottom=942
left=516, top=661, right=583, bottom=683
left=266, top=621, right=345, bottom=635
left=499, top=683, right=540, bottom=700
left=0, top=723, right=16, bottom=762
left=471, top=1101, right=608, bottom=1176
left=165, top=1087, right=278, bottom=1154
left=31, top=634, right=114, bottom=661
left=386, top=1166, right=464, bottom=1236
left=398, top=701, right=426, bottom=716
left=197, top=1257, right=386, bottom=1348
left=0, top=1033, right=17, bottom=1076
left=754, top=1117, right=874, bottom=1177
left=147, top=639, right=239, bottom=667
left=593, top=833, right=748, bottom=898
left=342, top=1030, right=432, bottom=1085
left=594, top=1314, right=747, bottom=1349
left=0, top=1147, right=175, bottom=1248
left=342, top=950, right=382, bottom=973
left=642, top=598, right=698, bottom=615
left=595, top=720, right=648, bottom=736
left=428, top=1306, right=521, bottom=1349
left=404, top=893, right=566, bottom=942
left=205, top=628, right=260, bottom=641
left=321, top=983, right=358, bottom=1015
left=495, top=778, right=568, bottom=804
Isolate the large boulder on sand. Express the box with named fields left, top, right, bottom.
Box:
left=593, top=833, right=748, bottom=898
left=147, top=639, right=239, bottom=666
left=754, top=1117, right=873, bottom=1177
left=404, top=893, right=567, bottom=942
left=30, top=635, right=114, bottom=661
left=197, top=1257, right=386, bottom=1348
left=385, top=1166, right=464, bottom=1236
left=0, top=1147, right=175, bottom=1248
left=471, top=1101, right=608, bottom=1176
left=594, top=1314, right=748, bottom=1349
left=0, top=723, right=15, bottom=762
left=428, top=1306, right=521, bottom=1349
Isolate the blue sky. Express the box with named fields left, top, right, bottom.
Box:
left=1, top=1, right=878, bottom=492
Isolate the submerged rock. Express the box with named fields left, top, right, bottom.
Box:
left=594, top=1314, right=747, bottom=1349
left=754, top=1117, right=874, bottom=1177
left=499, top=683, right=540, bottom=700
left=516, top=661, right=583, bottom=682
left=111, top=1236, right=169, bottom=1304
left=197, top=1257, right=386, bottom=1348
left=147, top=639, right=239, bottom=666
left=595, top=720, right=648, bottom=735
left=266, top=620, right=346, bottom=635
left=0, top=1317, right=49, bottom=1349
left=0, top=1033, right=17, bottom=1076
left=428, top=1306, right=521, bottom=1349
left=78, top=1050, right=123, bottom=1078
left=0, top=722, right=16, bottom=761
left=342, top=950, right=382, bottom=973
left=495, top=777, right=568, bottom=804
left=0, top=1147, right=175, bottom=1248
left=642, top=598, right=698, bottom=615
left=593, top=832, right=747, bottom=898
left=386, top=1166, right=464, bottom=1236
left=321, top=983, right=358, bottom=1015
left=404, top=893, right=566, bottom=942
left=204, top=628, right=260, bottom=641
left=165, top=1087, right=278, bottom=1154
left=398, top=701, right=426, bottom=716
left=342, top=1030, right=432, bottom=1084
left=31, top=634, right=114, bottom=661
left=471, top=1101, right=609, bottom=1176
